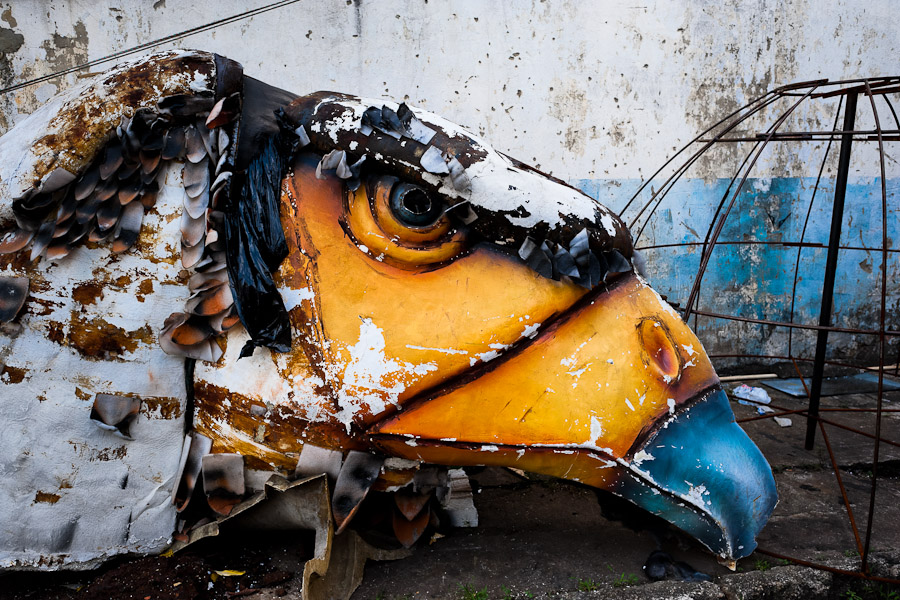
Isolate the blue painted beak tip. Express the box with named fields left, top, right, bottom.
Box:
left=619, top=388, right=778, bottom=560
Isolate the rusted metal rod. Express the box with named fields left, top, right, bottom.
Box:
left=637, top=240, right=900, bottom=253
left=693, top=309, right=900, bottom=336
left=755, top=548, right=900, bottom=586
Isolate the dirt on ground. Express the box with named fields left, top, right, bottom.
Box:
left=2, top=382, right=899, bottom=600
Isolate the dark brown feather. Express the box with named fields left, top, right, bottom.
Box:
left=0, top=276, right=29, bottom=322
left=93, top=177, right=119, bottom=202
left=75, top=193, right=103, bottom=224
left=112, top=202, right=144, bottom=253
left=161, top=126, right=186, bottom=161
left=99, top=141, right=124, bottom=180
left=74, top=167, right=100, bottom=201
left=0, top=229, right=33, bottom=254
left=97, top=198, right=123, bottom=231
left=29, top=220, right=55, bottom=260
left=118, top=178, right=142, bottom=205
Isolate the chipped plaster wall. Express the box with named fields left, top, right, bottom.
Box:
left=1, top=0, right=898, bottom=364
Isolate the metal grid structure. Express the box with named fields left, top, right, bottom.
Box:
left=620, top=77, right=900, bottom=584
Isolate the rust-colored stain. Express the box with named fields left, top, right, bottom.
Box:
left=1, top=365, right=26, bottom=383
left=141, top=396, right=183, bottom=420
left=92, top=446, right=127, bottom=461
left=134, top=221, right=178, bottom=267
left=199, top=437, right=283, bottom=472
left=46, top=320, right=65, bottom=344
left=135, top=279, right=154, bottom=302
left=193, top=382, right=295, bottom=472
left=64, top=313, right=154, bottom=359
left=69, top=441, right=128, bottom=462
left=113, top=274, right=132, bottom=287
left=74, top=387, right=91, bottom=402
left=194, top=381, right=363, bottom=472
left=25, top=297, right=58, bottom=317
left=33, top=491, right=60, bottom=504
left=0, top=253, right=45, bottom=289
left=72, top=281, right=103, bottom=306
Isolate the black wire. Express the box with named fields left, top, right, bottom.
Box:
left=0, top=0, right=304, bottom=95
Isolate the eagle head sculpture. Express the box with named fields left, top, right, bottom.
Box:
left=0, top=51, right=775, bottom=574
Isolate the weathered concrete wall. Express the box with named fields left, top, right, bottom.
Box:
left=1, top=0, right=898, bottom=364
left=2, top=1, right=897, bottom=175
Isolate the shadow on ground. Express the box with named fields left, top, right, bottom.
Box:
left=2, top=382, right=899, bottom=600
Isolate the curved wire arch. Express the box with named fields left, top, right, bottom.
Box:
left=619, top=76, right=900, bottom=584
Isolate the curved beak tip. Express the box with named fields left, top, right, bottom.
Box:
left=618, top=389, right=777, bottom=560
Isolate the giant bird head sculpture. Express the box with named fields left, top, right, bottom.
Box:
left=0, top=51, right=775, bottom=572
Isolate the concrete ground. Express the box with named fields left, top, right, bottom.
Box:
left=3, top=380, right=899, bottom=599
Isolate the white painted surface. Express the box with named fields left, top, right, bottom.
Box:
left=0, top=165, right=190, bottom=569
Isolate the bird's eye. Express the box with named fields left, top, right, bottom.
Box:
left=389, top=183, right=441, bottom=227
left=342, top=175, right=467, bottom=268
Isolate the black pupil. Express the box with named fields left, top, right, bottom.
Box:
left=402, top=189, right=431, bottom=215
left=389, top=183, right=441, bottom=226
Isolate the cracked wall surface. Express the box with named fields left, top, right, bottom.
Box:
left=0, top=1, right=897, bottom=357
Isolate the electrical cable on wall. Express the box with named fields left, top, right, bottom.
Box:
left=0, top=0, right=304, bottom=95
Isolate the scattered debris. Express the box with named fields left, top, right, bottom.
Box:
left=732, top=384, right=775, bottom=414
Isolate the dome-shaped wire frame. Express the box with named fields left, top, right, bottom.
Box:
left=619, top=77, right=900, bottom=583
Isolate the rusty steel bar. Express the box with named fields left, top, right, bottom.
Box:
left=820, top=421, right=866, bottom=558
left=700, top=135, right=898, bottom=142
left=791, top=357, right=811, bottom=396
left=690, top=309, right=900, bottom=336
left=681, top=87, right=819, bottom=324
left=0, top=0, right=306, bottom=95
left=699, top=127, right=900, bottom=142
left=726, top=395, right=900, bottom=448
left=637, top=240, right=900, bottom=253
left=620, top=89, right=781, bottom=222
left=681, top=94, right=808, bottom=331
left=819, top=407, right=900, bottom=413
left=880, top=94, right=900, bottom=380
left=736, top=409, right=806, bottom=423
left=788, top=99, right=845, bottom=360
left=626, top=92, right=791, bottom=245
left=755, top=549, right=900, bottom=586
left=807, top=415, right=897, bottom=448
left=686, top=136, right=770, bottom=334
left=710, top=353, right=893, bottom=372
left=814, top=82, right=900, bottom=98
left=860, top=80, right=889, bottom=574
left=735, top=407, right=900, bottom=425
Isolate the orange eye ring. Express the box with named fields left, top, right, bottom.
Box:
left=371, top=177, right=453, bottom=243
left=343, top=177, right=467, bottom=268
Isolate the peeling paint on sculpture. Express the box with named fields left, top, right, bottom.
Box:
left=0, top=51, right=776, bottom=580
